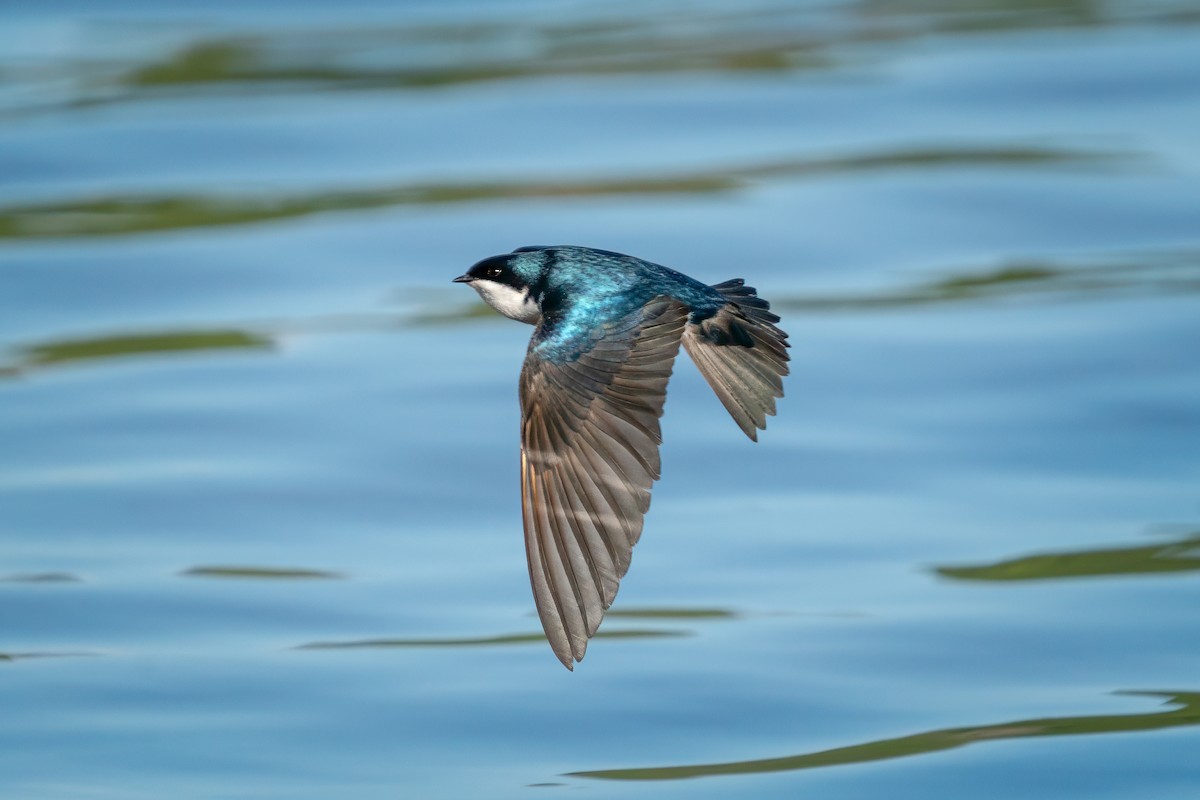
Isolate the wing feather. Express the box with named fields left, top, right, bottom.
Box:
left=563, top=446, right=631, bottom=575
left=682, top=282, right=789, bottom=441
left=520, top=297, right=688, bottom=668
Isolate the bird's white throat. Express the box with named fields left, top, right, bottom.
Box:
left=471, top=280, right=540, bottom=324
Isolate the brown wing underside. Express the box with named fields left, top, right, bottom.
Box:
left=519, top=297, right=689, bottom=669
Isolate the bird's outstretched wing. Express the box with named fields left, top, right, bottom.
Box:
left=519, top=297, right=689, bottom=669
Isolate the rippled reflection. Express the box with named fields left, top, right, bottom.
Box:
left=571, top=691, right=1200, bottom=780
left=938, top=530, right=1200, bottom=582
left=0, top=146, right=1112, bottom=240
left=0, top=651, right=98, bottom=662
left=295, top=629, right=690, bottom=650
left=180, top=566, right=343, bottom=580
left=19, top=330, right=273, bottom=365
left=0, top=572, right=83, bottom=584
left=6, top=0, right=1195, bottom=117
left=605, top=607, right=738, bottom=620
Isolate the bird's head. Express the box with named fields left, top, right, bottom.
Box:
left=453, top=248, right=552, bottom=324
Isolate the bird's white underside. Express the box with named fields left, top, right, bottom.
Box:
left=471, top=279, right=541, bottom=324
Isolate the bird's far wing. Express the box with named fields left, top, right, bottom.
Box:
left=519, top=297, right=689, bottom=669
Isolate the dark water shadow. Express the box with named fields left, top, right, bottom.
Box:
left=0, top=572, right=84, bottom=584
left=937, top=531, right=1200, bottom=583
left=181, top=565, right=342, bottom=580
left=294, top=628, right=689, bottom=651
left=8, top=1, right=1196, bottom=118
left=605, top=607, right=739, bottom=620
left=0, top=145, right=1121, bottom=241
left=778, top=250, right=1200, bottom=312
left=1, top=329, right=274, bottom=380
left=569, top=690, right=1200, bottom=781
left=1, top=328, right=275, bottom=379
left=21, top=330, right=273, bottom=366
left=0, top=651, right=99, bottom=662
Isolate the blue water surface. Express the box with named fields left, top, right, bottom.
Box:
left=1, top=1, right=1198, bottom=797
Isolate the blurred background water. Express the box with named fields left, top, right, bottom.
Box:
left=2, top=0, right=1199, bottom=797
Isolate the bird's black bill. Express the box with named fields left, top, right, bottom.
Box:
left=452, top=274, right=473, bottom=283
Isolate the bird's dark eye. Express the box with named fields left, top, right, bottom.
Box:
left=485, top=265, right=504, bottom=279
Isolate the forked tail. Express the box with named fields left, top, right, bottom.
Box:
left=682, top=279, right=790, bottom=440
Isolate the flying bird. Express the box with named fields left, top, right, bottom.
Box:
left=454, top=245, right=789, bottom=669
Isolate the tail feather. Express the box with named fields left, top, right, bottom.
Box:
left=683, top=279, right=790, bottom=440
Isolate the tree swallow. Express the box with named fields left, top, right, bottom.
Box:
left=454, top=245, right=789, bottom=669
